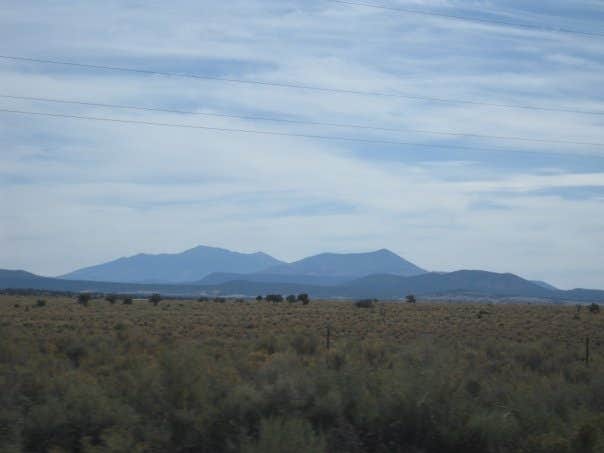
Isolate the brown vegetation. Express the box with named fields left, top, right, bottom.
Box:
left=1, top=295, right=603, bottom=452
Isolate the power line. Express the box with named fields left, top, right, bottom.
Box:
left=328, top=0, right=604, bottom=39
left=0, top=108, right=601, bottom=159
left=2, top=94, right=602, bottom=147
left=1, top=55, right=603, bottom=116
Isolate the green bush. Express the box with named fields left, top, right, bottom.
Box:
left=77, top=293, right=91, bottom=306
left=243, top=417, right=326, bottom=453
left=290, top=332, right=319, bottom=355
left=297, top=293, right=310, bottom=304
left=3, top=300, right=604, bottom=453
left=355, top=299, right=375, bottom=309
left=149, top=294, right=162, bottom=306
left=266, top=294, right=283, bottom=303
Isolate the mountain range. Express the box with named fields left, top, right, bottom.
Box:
left=1, top=268, right=603, bottom=302
left=61, top=246, right=426, bottom=284
left=1, top=244, right=603, bottom=302
left=61, top=245, right=283, bottom=283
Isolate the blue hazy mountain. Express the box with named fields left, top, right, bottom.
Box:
left=60, top=245, right=284, bottom=283
left=337, top=271, right=554, bottom=299
left=9, top=245, right=590, bottom=301
left=197, top=272, right=352, bottom=286
left=531, top=280, right=559, bottom=291
left=260, top=249, right=426, bottom=277
left=2, top=268, right=603, bottom=302
left=61, top=247, right=425, bottom=284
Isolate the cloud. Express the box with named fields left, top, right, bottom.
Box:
left=0, top=0, right=603, bottom=289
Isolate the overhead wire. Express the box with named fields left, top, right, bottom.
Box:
left=1, top=55, right=603, bottom=116
left=1, top=94, right=602, bottom=147
left=0, top=108, right=601, bottom=159
left=327, top=0, right=604, bottom=39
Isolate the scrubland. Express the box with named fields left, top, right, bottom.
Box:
left=1, top=294, right=604, bottom=452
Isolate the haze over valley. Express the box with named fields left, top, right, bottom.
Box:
left=3, top=244, right=603, bottom=301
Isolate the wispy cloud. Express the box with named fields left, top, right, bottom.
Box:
left=0, top=0, right=603, bottom=289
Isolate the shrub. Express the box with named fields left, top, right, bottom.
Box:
left=4, top=297, right=604, bottom=452
left=36, top=299, right=46, bottom=307
left=355, top=299, right=375, bottom=309
left=571, top=422, right=598, bottom=453
left=589, top=303, right=600, bottom=314
left=22, top=379, right=136, bottom=452
left=297, top=293, right=310, bottom=305
left=405, top=294, right=417, bottom=304
left=266, top=294, right=283, bottom=303
left=197, top=296, right=209, bottom=302
left=286, top=295, right=297, bottom=303
left=290, top=332, right=319, bottom=355
left=64, top=341, right=88, bottom=368
left=242, top=417, right=326, bottom=453
left=256, top=335, right=283, bottom=355
left=77, top=293, right=91, bottom=306
left=122, top=297, right=133, bottom=305
left=256, top=295, right=263, bottom=301
left=105, top=294, right=118, bottom=304
left=362, top=339, right=388, bottom=367
left=149, top=294, right=162, bottom=306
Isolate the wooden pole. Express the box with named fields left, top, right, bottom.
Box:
left=326, top=323, right=331, bottom=351
left=585, top=336, right=590, bottom=366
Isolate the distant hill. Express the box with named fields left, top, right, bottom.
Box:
left=3, top=268, right=604, bottom=303
left=0, top=270, right=40, bottom=281
left=197, top=272, right=351, bottom=286
left=60, top=245, right=284, bottom=283
left=337, top=271, right=554, bottom=299
left=531, top=280, right=558, bottom=291
left=262, top=249, right=426, bottom=277
left=0, top=269, right=202, bottom=295
left=60, top=247, right=425, bottom=285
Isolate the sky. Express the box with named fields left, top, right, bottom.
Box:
left=0, top=0, right=603, bottom=289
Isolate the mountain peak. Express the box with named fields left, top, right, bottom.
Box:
left=260, top=249, right=425, bottom=277
left=61, top=245, right=284, bottom=283
left=183, top=244, right=229, bottom=254
left=59, top=245, right=425, bottom=284
left=374, top=248, right=396, bottom=255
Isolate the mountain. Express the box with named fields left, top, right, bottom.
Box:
left=0, top=269, right=223, bottom=296
left=0, top=269, right=324, bottom=297
left=531, top=280, right=558, bottom=291
left=60, top=247, right=425, bottom=285
left=60, top=245, right=284, bottom=283
left=261, top=249, right=425, bottom=277
left=4, top=268, right=604, bottom=303
left=197, top=272, right=351, bottom=286
left=337, top=271, right=554, bottom=299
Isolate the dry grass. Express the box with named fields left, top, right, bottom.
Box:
left=2, top=294, right=604, bottom=452
left=2, top=295, right=603, bottom=348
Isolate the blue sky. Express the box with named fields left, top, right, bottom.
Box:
left=0, top=0, right=603, bottom=289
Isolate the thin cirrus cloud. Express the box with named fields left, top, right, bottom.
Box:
left=0, top=0, right=603, bottom=289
